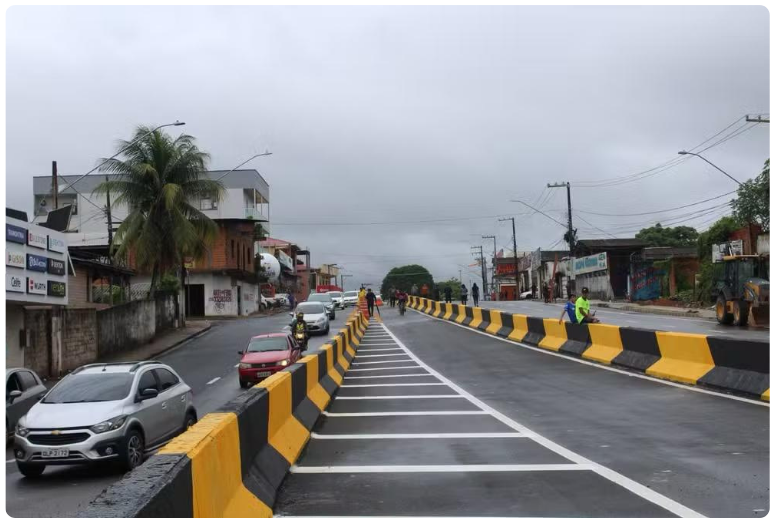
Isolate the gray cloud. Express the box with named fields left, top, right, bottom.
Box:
left=6, top=6, right=769, bottom=289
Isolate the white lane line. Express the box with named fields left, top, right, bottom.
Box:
left=347, top=366, right=423, bottom=372
left=6, top=459, right=15, bottom=464
left=344, top=374, right=434, bottom=380
left=311, top=432, right=526, bottom=440
left=355, top=353, right=407, bottom=358
left=335, top=394, right=462, bottom=399
left=411, top=309, right=767, bottom=407
left=380, top=322, right=706, bottom=518
left=324, top=410, right=483, bottom=417
left=233, top=363, right=239, bottom=368
left=206, top=377, right=221, bottom=385
left=291, top=464, right=592, bottom=473
left=340, top=383, right=448, bottom=388
left=358, top=342, right=401, bottom=346
left=363, top=334, right=393, bottom=338
left=352, top=359, right=414, bottom=365
left=358, top=348, right=410, bottom=352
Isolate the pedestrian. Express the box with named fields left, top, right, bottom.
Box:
left=460, top=284, right=468, bottom=305
left=444, top=285, right=452, bottom=303
left=575, top=287, right=600, bottom=324
left=411, top=283, right=419, bottom=296
left=542, top=282, right=549, bottom=303
left=531, top=283, right=537, bottom=300
left=471, top=283, right=480, bottom=307
left=288, top=292, right=295, bottom=310
left=366, top=288, right=377, bottom=317
left=559, top=293, right=577, bottom=324
left=389, top=286, right=396, bottom=307
left=432, top=286, right=441, bottom=302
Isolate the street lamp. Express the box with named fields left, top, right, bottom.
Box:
left=58, top=121, right=186, bottom=193
left=213, top=151, right=273, bottom=182
left=677, top=151, right=741, bottom=185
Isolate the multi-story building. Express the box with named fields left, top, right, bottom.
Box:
left=32, top=169, right=270, bottom=317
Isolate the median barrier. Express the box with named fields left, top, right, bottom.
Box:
left=82, top=310, right=369, bottom=517
left=443, top=303, right=455, bottom=320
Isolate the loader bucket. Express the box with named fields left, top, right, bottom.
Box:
left=750, top=304, right=769, bottom=328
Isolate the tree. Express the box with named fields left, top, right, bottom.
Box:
left=94, top=126, right=225, bottom=295
left=380, top=265, right=434, bottom=296
left=635, top=223, right=699, bottom=247
left=696, top=215, right=741, bottom=260
left=435, top=278, right=462, bottom=299
left=732, top=159, right=769, bottom=231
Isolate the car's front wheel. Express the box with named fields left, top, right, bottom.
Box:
left=17, top=461, right=45, bottom=478
left=183, top=411, right=197, bottom=432
left=324, top=324, right=330, bottom=335
left=239, top=379, right=250, bottom=388
left=120, top=429, right=145, bottom=472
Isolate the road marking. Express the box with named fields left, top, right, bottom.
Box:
left=335, top=394, right=462, bottom=399
left=358, top=342, right=401, bottom=346
left=381, top=321, right=707, bottom=518
left=352, top=359, right=414, bottom=365
left=323, top=410, right=485, bottom=417
left=291, top=464, right=593, bottom=473
left=234, top=363, right=240, bottom=368
left=311, top=432, right=526, bottom=440
left=410, top=309, right=768, bottom=407
left=340, top=383, right=448, bottom=388
left=347, top=366, right=424, bottom=372
left=344, top=373, right=434, bottom=379
left=6, top=459, right=15, bottom=464
left=206, top=377, right=221, bottom=385
left=355, top=353, right=407, bottom=358
left=358, top=348, right=410, bottom=352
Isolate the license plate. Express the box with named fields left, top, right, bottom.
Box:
left=255, top=371, right=271, bottom=378
left=41, top=448, right=69, bottom=458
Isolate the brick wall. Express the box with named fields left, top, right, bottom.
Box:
left=193, top=222, right=255, bottom=271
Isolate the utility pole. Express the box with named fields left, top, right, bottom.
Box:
left=341, top=274, right=353, bottom=291
left=499, top=217, right=519, bottom=298
left=482, top=235, right=496, bottom=298
left=52, top=161, right=58, bottom=209
left=105, top=175, right=114, bottom=306
left=547, top=182, right=575, bottom=255
left=471, top=246, right=486, bottom=297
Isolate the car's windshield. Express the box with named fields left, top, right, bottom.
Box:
left=343, top=291, right=357, bottom=298
left=247, top=337, right=289, bottom=353
left=43, top=373, right=133, bottom=403
left=309, top=293, right=333, bottom=302
left=328, top=292, right=342, bottom=298
left=297, top=302, right=325, bottom=314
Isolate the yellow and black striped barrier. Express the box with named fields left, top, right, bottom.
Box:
left=407, top=299, right=769, bottom=402
left=83, top=310, right=369, bottom=517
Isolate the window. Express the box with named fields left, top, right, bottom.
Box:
left=245, top=246, right=249, bottom=268
left=231, top=240, right=235, bottom=261
left=18, top=371, right=38, bottom=390
left=43, top=374, right=133, bottom=403
left=138, top=371, right=157, bottom=393
left=7, top=373, right=22, bottom=396
left=154, top=369, right=179, bottom=391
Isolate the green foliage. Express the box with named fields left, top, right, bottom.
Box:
left=732, top=159, right=769, bottom=231
left=636, top=223, right=698, bottom=247
left=159, top=273, right=181, bottom=293
left=696, top=216, right=741, bottom=260
left=695, top=261, right=723, bottom=303
left=93, top=126, right=224, bottom=292
left=380, top=265, right=434, bottom=296
left=255, top=254, right=268, bottom=283
left=435, top=278, right=462, bottom=299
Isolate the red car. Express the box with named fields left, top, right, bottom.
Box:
left=237, top=333, right=303, bottom=388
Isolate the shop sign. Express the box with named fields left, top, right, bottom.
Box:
left=48, top=258, right=66, bottom=275
left=27, top=231, right=47, bottom=250
left=277, top=250, right=294, bottom=272
left=6, top=274, right=24, bottom=293
left=496, top=263, right=517, bottom=275
left=6, top=224, right=27, bottom=244
left=573, top=252, right=607, bottom=276
left=47, top=281, right=67, bottom=297
left=6, top=251, right=25, bottom=268
left=48, top=235, right=66, bottom=253
left=27, top=254, right=48, bottom=272
left=27, top=277, right=47, bottom=295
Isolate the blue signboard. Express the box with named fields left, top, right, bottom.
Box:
left=6, top=224, right=27, bottom=244
left=631, top=262, right=665, bottom=301
left=26, top=253, right=48, bottom=272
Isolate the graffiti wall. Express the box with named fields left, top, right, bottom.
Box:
left=631, top=262, right=665, bottom=301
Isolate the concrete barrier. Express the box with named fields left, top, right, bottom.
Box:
left=408, top=299, right=768, bottom=401
left=82, top=310, right=369, bottom=517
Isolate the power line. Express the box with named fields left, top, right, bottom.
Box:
left=573, top=190, right=736, bottom=217
left=272, top=212, right=530, bottom=227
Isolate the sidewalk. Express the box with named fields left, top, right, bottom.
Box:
left=590, top=301, right=716, bottom=319
left=102, top=320, right=212, bottom=363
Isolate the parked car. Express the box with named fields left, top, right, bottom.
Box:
left=307, top=292, right=336, bottom=320
left=327, top=291, right=345, bottom=309
left=237, top=333, right=303, bottom=388
left=289, top=301, right=330, bottom=336
left=7, top=368, right=47, bottom=441
left=274, top=293, right=290, bottom=306
left=342, top=290, right=359, bottom=307
left=13, top=361, right=196, bottom=477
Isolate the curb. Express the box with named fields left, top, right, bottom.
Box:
left=408, top=297, right=769, bottom=402
left=150, top=324, right=213, bottom=359
left=593, top=302, right=713, bottom=319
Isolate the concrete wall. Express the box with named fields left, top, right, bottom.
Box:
left=21, top=308, right=99, bottom=378
left=189, top=273, right=257, bottom=317
left=575, top=271, right=614, bottom=301
left=97, top=300, right=157, bottom=358
left=6, top=305, right=25, bottom=368
left=62, top=309, right=99, bottom=371
left=23, top=309, right=52, bottom=377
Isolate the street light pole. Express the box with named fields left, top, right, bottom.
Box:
left=58, top=121, right=186, bottom=194
left=677, top=151, right=742, bottom=185
left=213, top=151, right=273, bottom=183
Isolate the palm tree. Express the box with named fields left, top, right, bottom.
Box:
left=93, top=126, right=224, bottom=296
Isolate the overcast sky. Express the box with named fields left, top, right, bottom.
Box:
left=6, top=6, right=770, bottom=289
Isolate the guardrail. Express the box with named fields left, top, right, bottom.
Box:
left=407, top=296, right=769, bottom=402
left=82, top=309, right=369, bottom=517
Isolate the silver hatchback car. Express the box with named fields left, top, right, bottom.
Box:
left=13, top=361, right=196, bottom=477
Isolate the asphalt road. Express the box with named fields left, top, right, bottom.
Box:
left=276, top=306, right=768, bottom=517
left=472, top=299, right=770, bottom=342
left=5, top=309, right=350, bottom=518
